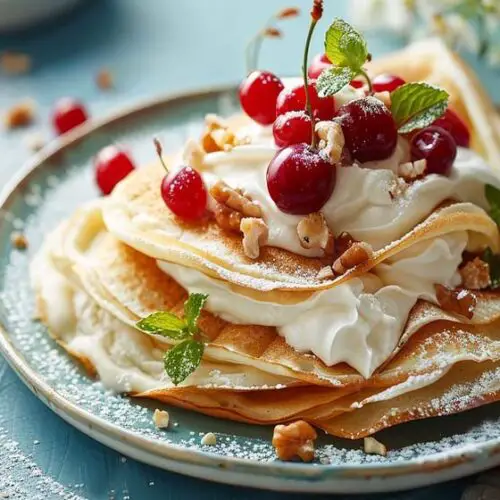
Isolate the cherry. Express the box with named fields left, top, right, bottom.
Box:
left=410, top=126, right=457, bottom=176
left=239, top=70, right=284, bottom=126
left=372, top=74, right=406, bottom=93
left=276, top=81, right=335, bottom=121
left=350, top=79, right=365, bottom=89
left=432, top=108, right=470, bottom=148
left=94, top=146, right=135, bottom=195
left=308, top=53, right=332, bottom=79
left=161, top=166, right=207, bottom=220
left=273, top=111, right=313, bottom=148
left=52, top=98, right=88, bottom=135
left=336, top=96, right=398, bottom=163
left=266, top=143, right=335, bottom=215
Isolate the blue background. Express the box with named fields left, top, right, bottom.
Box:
left=0, top=1, right=499, bottom=498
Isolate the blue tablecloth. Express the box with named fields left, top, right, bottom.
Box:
left=1, top=1, right=499, bottom=498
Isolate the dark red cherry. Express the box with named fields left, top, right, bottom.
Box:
left=411, top=126, right=457, bottom=176
left=52, top=97, right=88, bottom=135
left=372, top=74, right=406, bottom=93
left=432, top=108, right=470, bottom=148
left=94, top=146, right=135, bottom=195
left=239, top=70, right=284, bottom=125
left=273, top=111, right=313, bottom=148
left=276, top=81, right=335, bottom=121
left=161, top=166, right=207, bottom=220
left=308, top=53, right=332, bottom=79
left=266, top=143, right=335, bottom=215
left=336, top=96, right=398, bottom=163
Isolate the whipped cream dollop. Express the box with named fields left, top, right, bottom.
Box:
left=158, top=230, right=466, bottom=377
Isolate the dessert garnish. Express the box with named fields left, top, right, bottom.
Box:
left=154, top=138, right=208, bottom=221
left=94, top=145, right=136, bottom=195
left=137, top=293, right=208, bottom=385
left=4, top=99, right=35, bottom=129
left=52, top=97, right=88, bottom=135
left=272, top=420, right=318, bottom=462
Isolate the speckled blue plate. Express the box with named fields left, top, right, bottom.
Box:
left=1, top=87, right=500, bottom=494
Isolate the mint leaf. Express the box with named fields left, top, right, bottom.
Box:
left=390, top=82, right=449, bottom=133
left=136, top=312, right=188, bottom=340
left=164, top=339, right=204, bottom=386
left=485, top=184, right=500, bottom=227
left=184, top=293, right=208, bottom=334
left=324, top=19, right=368, bottom=69
left=316, top=66, right=357, bottom=98
left=482, top=248, right=500, bottom=289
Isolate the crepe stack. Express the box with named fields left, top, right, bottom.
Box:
left=33, top=39, right=500, bottom=440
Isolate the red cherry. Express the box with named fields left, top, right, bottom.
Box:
left=273, top=111, right=313, bottom=148
left=350, top=79, right=365, bottom=89
left=94, top=146, right=135, bottom=195
left=411, top=126, right=457, bottom=176
left=239, top=70, right=284, bottom=125
left=161, top=166, right=207, bottom=220
left=52, top=98, right=88, bottom=135
left=432, top=108, right=470, bottom=148
left=372, top=74, right=406, bottom=93
left=308, top=53, right=332, bottom=79
left=276, top=81, right=335, bottom=121
left=336, top=96, right=398, bottom=163
left=266, top=143, right=335, bottom=215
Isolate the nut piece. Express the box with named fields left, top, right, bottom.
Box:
left=241, top=217, right=269, bottom=259
left=1, top=51, right=31, bottom=75
left=297, top=212, right=330, bottom=250
left=4, top=100, right=35, bottom=129
left=10, top=232, right=28, bottom=250
left=213, top=203, right=242, bottom=232
left=333, top=241, right=373, bottom=274
left=96, top=68, right=113, bottom=89
left=317, top=265, right=334, bottom=280
left=272, top=420, right=317, bottom=462
left=210, top=180, right=262, bottom=218
left=459, top=257, right=491, bottom=290
left=364, top=437, right=387, bottom=456
left=202, top=114, right=237, bottom=153
left=435, top=284, right=476, bottom=320
left=398, top=159, right=427, bottom=181
left=201, top=432, right=217, bottom=446
left=182, top=138, right=206, bottom=171
left=315, top=120, right=345, bottom=164
left=153, top=409, right=170, bottom=429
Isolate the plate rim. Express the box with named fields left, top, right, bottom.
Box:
left=1, top=84, right=500, bottom=493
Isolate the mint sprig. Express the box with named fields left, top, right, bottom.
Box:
left=485, top=184, right=500, bottom=227
left=390, top=83, right=449, bottom=133
left=482, top=247, right=500, bottom=289
left=136, top=293, right=208, bottom=385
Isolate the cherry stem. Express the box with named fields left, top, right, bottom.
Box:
left=153, top=138, right=169, bottom=173
left=303, top=18, right=318, bottom=149
left=246, top=14, right=275, bottom=73
left=359, top=68, right=373, bottom=94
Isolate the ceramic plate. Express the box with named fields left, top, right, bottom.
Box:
left=1, top=87, right=500, bottom=494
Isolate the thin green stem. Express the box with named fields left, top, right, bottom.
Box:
left=303, top=19, right=318, bottom=149
left=359, top=68, right=373, bottom=94
left=246, top=13, right=276, bottom=73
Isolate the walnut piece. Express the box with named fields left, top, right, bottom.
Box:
left=398, top=159, right=427, bottom=181
left=315, top=120, right=345, bottom=164
left=153, top=409, right=170, bottom=429
left=241, top=217, right=268, bottom=259
left=202, top=114, right=237, bottom=153
left=10, top=232, right=28, bottom=250
left=96, top=68, right=113, bottom=89
left=317, top=265, right=334, bottom=280
left=297, top=212, right=330, bottom=250
left=210, top=180, right=262, bottom=218
left=201, top=432, right=217, bottom=446
left=4, top=100, right=35, bottom=129
left=335, top=231, right=356, bottom=259
left=213, top=203, right=242, bottom=232
left=272, top=420, right=317, bottom=462
left=460, top=257, right=491, bottom=290
left=1, top=51, right=31, bottom=75
left=364, top=437, right=387, bottom=456
left=435, top=284, right=476, bottom=320
left=333, top=241, right=373, bottom=274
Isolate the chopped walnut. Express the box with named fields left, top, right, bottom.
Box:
left=182, top=139, right=206, bottom=171
left=210, top=180, right=262, bottom=218
left=315, top=120, right=345, bottom=164
left=201, top=432, right=217, bottom=446
left=460, top=257, right=491, bottom=290
left=201, top=114, right=237, bottom=153
left=364, top=437, right=387, bottom=456
left=374, top=91, right=391, bottom=108
left=335, top=231, right=356, bottom=259
left=389, top=177, right=408, bottom=199
left=213, top=203, right=242, bottom=232
left=11, top=232, right=28, bottom=250
left=153, top=409, right=170, bottom=429
left=96, top=68, right=113, bottom=89
left=435, top=284, right=476, bottom=319
left=4, top=100, right=35, bottom=129
left=398, top=159, right=427, bottom=181
left=1, top=51, right=31, bottom=75
left=333, top=241, right=373, bottom=274
left=241, top=217, right=268, bottom=259
left=317, top=265, right=334, bottom=280
left=272, top=420, right=317, bottom=462
left=297, top=212, right=330, bottom=250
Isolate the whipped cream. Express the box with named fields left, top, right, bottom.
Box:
left=158, top=230, right=466, bottom=377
